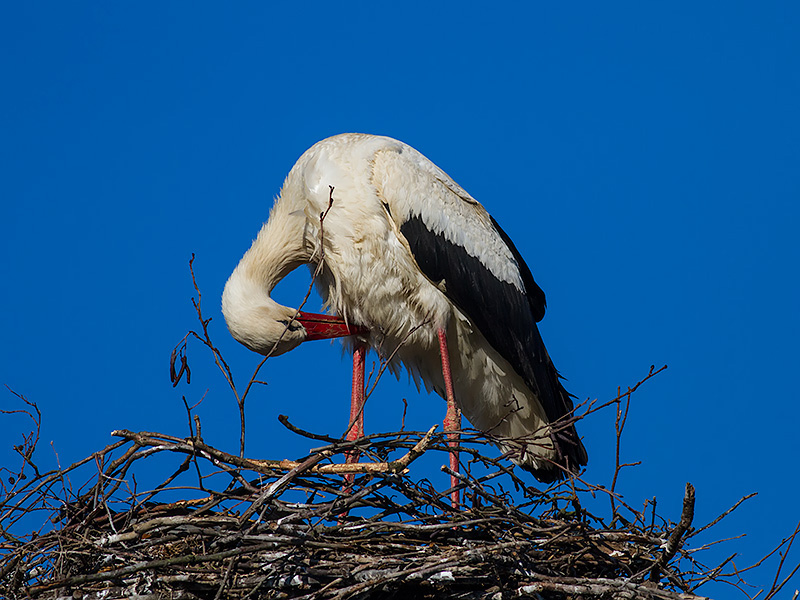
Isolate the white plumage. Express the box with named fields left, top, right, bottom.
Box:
left=222, top=133, right=587, bottom=481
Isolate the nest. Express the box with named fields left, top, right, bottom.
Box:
left=0, top=409, right=774, bottom=600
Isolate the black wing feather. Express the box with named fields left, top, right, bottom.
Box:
left=490, top=216, right=546, bottom=322
left=400, top=214, right=587, bottom=476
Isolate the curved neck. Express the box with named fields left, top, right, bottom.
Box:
left=222, top=198, right=312, bottom=353
left=237, top=200, right=310, bottom=296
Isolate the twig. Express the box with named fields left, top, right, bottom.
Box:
left=651, top=482, right=696, bottom=583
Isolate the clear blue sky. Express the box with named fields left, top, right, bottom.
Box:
left=2, top=3, right=798, bottom=596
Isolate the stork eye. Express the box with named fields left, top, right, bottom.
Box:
left=278, top=319, right=302, bottom=331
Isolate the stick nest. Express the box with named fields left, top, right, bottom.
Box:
left=1, top=416, right=753, bottom=600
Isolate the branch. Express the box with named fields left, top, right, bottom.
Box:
left=651, top=482, right=696, bottom=583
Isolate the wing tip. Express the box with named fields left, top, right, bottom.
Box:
left=511, top=421, right=589, bottom=484
left=519, top=438, right=589, bottom=483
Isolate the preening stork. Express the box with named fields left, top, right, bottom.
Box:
left=222, top=133, right=587, bottom=499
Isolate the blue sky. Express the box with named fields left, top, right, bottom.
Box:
left=2, top=3, right=798, bottom=595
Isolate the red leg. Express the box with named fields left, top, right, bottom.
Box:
left=347, top=342, right=366, bottom=442
left=344, top=342, right=366, bottom=484
left=438, top=328, right=461, bottom=508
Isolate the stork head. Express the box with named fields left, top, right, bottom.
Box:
left=221, top=277, right=303, bottom=356
left=222, top=270, right=363, bottom=357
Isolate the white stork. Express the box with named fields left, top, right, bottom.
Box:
left=222, top=133, right=587, bottom=501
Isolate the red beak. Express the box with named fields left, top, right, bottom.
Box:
left=296, top=312, right=367, bottom=341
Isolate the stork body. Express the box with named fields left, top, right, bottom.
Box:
left=222, top=133, right=587, bottom=482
